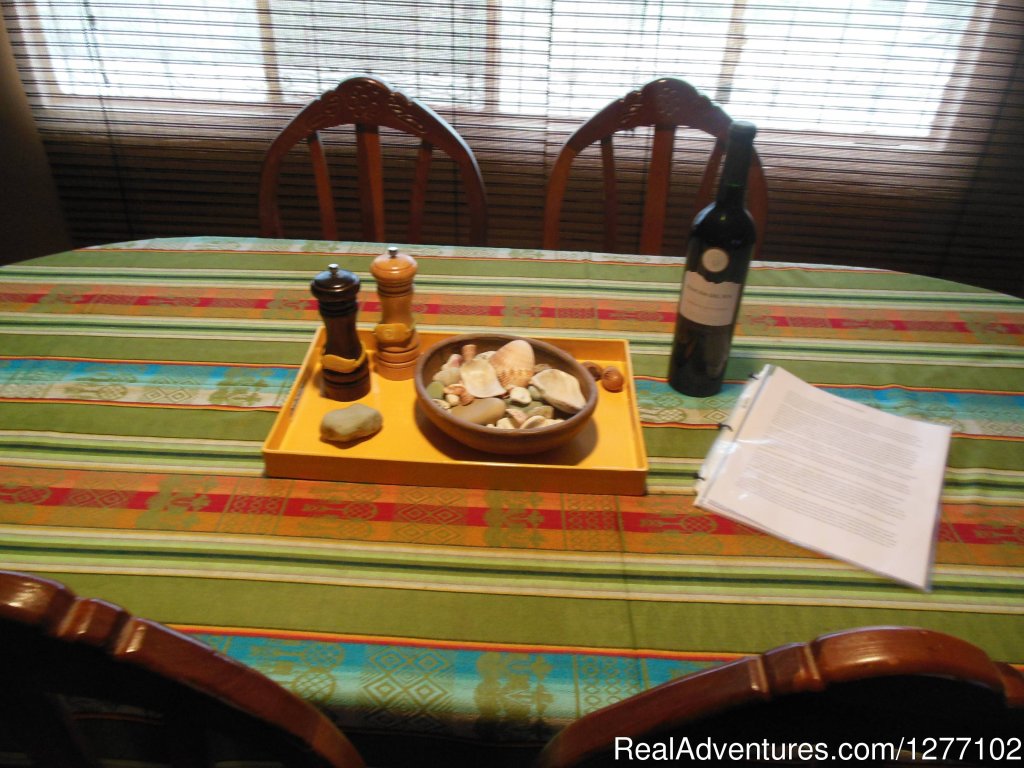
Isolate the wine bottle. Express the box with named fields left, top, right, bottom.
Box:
left=668, top=120, right=758, bottom=397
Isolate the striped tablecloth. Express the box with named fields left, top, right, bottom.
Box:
left=2, top=237, right=1021, bottom=752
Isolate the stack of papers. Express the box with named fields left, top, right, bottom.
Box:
left=696, top=365, right=952, bottom=590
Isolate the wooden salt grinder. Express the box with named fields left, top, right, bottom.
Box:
left=370, top=246, right=420, bottom=380
left=311, top=263, right=370, bottom=401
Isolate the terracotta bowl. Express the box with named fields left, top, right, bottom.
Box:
left=414, top=333, right=598, bottom=455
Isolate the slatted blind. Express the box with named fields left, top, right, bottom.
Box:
left=4, top=0, right=1022, bottom=293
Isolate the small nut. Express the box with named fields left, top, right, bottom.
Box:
left=581, top=361, right=603, bottom=380
left=601, top=366, right=624, bottom=392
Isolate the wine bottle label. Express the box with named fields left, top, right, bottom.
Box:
left=679, top=270, right=741, bottom=326
left=702, top=247, right=730, bottom=273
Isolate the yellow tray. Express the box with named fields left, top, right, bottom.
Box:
left=263, top=328, right=648, bottom=495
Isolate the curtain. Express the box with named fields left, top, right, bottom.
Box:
left=3, top=0, right=1022, bottom=294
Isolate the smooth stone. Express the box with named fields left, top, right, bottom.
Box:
left=450, top=397, right=506, bottom=426
left=320, top=404, right=383, bottom=443
left=426, top=380, right=446, bottom=399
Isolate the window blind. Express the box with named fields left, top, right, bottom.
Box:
left=4, top=0, right=1022, bottom=294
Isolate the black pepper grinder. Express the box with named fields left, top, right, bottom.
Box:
left=311, top=263, right=371, bottom=401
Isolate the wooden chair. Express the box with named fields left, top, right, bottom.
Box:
left=536, top=626, right=1024, bottom=768
left=542, top=77, right=768, bottom=257
left=259, top=74, right=488, bottom=245
left=0, top=570, right=365, bottom=768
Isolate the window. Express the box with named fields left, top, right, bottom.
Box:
left=29, top=0, right=490, bottom=105
left=37, top=0, right=269, bottom=101
left=500, top=0, right=983, bottom=137
left=4, top=0, right=1021, bottom=293
left=23, top=0, right=992, bottom=137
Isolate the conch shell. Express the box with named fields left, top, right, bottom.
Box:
left=489, top=339, right=535, bottom=389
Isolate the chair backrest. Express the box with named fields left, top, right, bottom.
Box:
left=0, top=570, right=365, bottom=768
left=259, top=74, right=488, bottom=245
left=543, top=77, right=768, bottom=257
left=536, top=626, right=1024, bottom=768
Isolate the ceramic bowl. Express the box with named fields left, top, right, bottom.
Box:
left=414, top=333, right=598, bottom=455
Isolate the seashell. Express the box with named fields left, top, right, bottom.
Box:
left=601, top=366, right=624, bottom=392
left=432, top=398, right=451, bottom=410
left=433, top=367, right=462, bottom=387
left=476, top=350, right=496, bottom=361
left=444, top=384, right=475, bottom=406
left=444, top=393, right=460, bottom=405
left=530, top=368, right=587, bottom=413
left=461, top=343, right=477, bottom=363
left=441, top=353, right=463, bottom=370
left=533, top=363, right=552, bottom=373
left=524, top=403, right=554, bottom=420
left=507, top=386, right=532, bottom=406
left=505, top=407, right=529, bottom=427
left=495, top=417, right=515, bottom=429
left=490, top=339, right=535, bottom=389
left=521, top=414, right=550, bottom=430
left=459, top=358, right=506, bottom=398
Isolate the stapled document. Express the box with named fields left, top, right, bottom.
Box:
left=696, top=365, right=952, bottom=589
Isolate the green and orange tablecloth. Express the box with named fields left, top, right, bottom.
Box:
left=1, top=237, right=1021, bottom=747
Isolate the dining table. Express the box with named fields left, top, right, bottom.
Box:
left=1, top=236, right=1021, bottom=765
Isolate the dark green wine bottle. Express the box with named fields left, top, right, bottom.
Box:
left=668, top=121, right=757, bottom=397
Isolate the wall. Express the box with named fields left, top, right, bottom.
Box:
left=0, top=14, right=70, bottom=265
